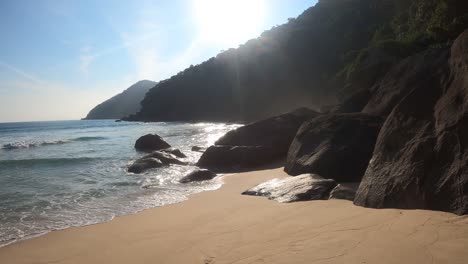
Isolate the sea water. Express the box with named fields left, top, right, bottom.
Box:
left=0, top=120, right=241, bottom=247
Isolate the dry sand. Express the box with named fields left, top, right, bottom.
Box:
left=1, top=167, right=467, bottom=264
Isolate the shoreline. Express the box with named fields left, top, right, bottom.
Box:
left=1, top=167, right=468, bottom=264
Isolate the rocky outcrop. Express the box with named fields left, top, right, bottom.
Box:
left=355, top=29, right=468, bottom=215
left=191, top=146, right=205, bottom=152
left=285, top=113, right=383, bottom=182
left=329, top=183, right=358, bottom=201
left=362, top=48, right=450, bottom=116
left=197, top=145, right=283, bottom=173
left=242, top=174, right=337, bottom=203
left=215, top=108, right=320, bottom=155
left=134, top=134, right=171, bottom=152
left=143, top=151, right=187, bottom=166
left=160, top=147, right=186, bottom=158
left=179, top=169, right=217, bottom=183
left=128, top=158, right=163, bottom=174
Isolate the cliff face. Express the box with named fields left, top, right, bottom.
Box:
left=85, top=80, right=156, bottom=120
left=129, top=0, right=468, bottom=123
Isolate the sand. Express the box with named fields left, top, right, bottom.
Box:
left=1, top=167, right=468, bottom=264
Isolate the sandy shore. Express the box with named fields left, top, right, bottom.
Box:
left=1, top=167, right=468, bottom=264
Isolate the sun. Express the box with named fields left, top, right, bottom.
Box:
left=193, top=0, right=266, bottom=47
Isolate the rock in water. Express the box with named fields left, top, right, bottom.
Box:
left=134, top=134, right=171, bottom=152
left=191, top=146, right=205, bottom=152
left=179, top=169, right=217, bottom=183
left=216, top=108, right=320, bottom=155
left=143, top=151, right=187, bottom=165
left=329, top=183, right=358, bottom=201
left=128, top=158, right=163, bottom=174
left=285, top=113, right=383, bottom=182
left=160, top=147, right=186, bottom=158
left=355, top=29, right=468, bottom=215
left=197, top=145, right=283, bottom=172
left=242, top=174, right=337, bottom=203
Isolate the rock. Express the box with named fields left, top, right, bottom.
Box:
left=242, top=174, right=337, bottom=203
left=160, top=147, right=186, bottom=158
left=285, top=113, right=383, bottom=182
left=215, top=108, right=320, bottom=155
left=362, top=48, right=450, bottom=116
left=134, top=134, right=171, bottom=152
left=197, top=145, right=283, bottom=172
left=143, top=151, right=187, bottom=166
left=329, top=183, right=358, bottom=201
left=179, top=169, right=217, bottom=183
left=128, top=158, right=164, bottom=174
left=191, top=146, right=205, bottom=152
left=355, top=30, right=468, bottom=215
left=333, top=88, right=371, bottom=113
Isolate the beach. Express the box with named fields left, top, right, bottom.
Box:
left=1, top=167, right=467, bottom=264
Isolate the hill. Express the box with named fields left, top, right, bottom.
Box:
left=126, top=0, right=468, bottom=123
left=85, top=80, right=156, bottom=120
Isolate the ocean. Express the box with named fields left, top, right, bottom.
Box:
left=0, top=120, right=241, bottom=247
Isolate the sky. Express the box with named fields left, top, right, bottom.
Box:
left=0, top=0, right=317, bottom=122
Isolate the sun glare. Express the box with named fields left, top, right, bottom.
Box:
left=193, top=0, right=266, bottom=46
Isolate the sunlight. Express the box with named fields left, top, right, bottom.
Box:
left=193, top=0, right=266, bottom=46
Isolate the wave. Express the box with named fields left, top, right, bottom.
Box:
left=72, top=136, right=107, bottom=142
left=1, top=136, right=108, bottom=150
left=1, top=140, right=69, bottom=150
left=0, top=157, right=100, bottom=168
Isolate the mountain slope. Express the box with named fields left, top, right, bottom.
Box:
left=85, top=80, right=156, bottom=120
left=128, top=0, right=468, bottom=123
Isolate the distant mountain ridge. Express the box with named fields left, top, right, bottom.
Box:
left=84, top=80, right=156, bottom=120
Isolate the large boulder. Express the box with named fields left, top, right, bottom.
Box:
left=215, top=108, right=320, bottom=155
left=143, top=151, right=187, bottom=166
left=362, top=48, right=450, bottom=116
left=128, top=158, right=163, bottom=174
left=179, top=169, right=217, bottom=183
left=134, top=134, right=171, bottom=152
left=242, top=174, right=337, bottom=203
left=285, top=113, right=383, bottom=182
left=355, top=30, right=468, bottom=215
left=197, top=145, right=283, bottom=172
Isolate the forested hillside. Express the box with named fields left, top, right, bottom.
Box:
left=128, top=0, right=468, bottom=122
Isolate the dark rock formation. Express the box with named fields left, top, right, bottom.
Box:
left=285, top=113, right=383, bottom=182
left=179, top=169, right=217, bottom=183
left=362, top=48, right=450, bottom=116
left=329, top=183, right=358, bottom=201
left=197, top=145, right=283, bottom=173
left=143, top=151, right=187, bottom=166
left=215, top=108, right=320, bottom=155
left=128, top=158, right=163, bottom=174
left=355, top=29, right=468, bottom=215
left=135, top=134, right=171, bottom=152
left=160, top=147, right=186, bottom=158
left=242, top=174, right=337, bottom=203
left=191, top=146, right=205, bottom=152
left=84, top=80, right=156, bottom=120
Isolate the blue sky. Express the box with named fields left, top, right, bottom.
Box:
left=0, top=0, right=317, bottom=122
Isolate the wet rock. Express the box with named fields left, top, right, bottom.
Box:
left=191, top=146, right=205, bottom=152
left=128, top=158, right=163, bottom=174
left=197, top=145, right=283, bottom=173
left=242, top=174, right=337, bottom=203
left=285, top=113, right=383, bottom=182
left=215, top=108, right=320, bottom=155
left=134, top=134, right=171, bottom=152
left=160, top=147, right=187, bottom=158
left=179, top=169, right=217, bottom=183
left=143, top=151, right=187, bottom=166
